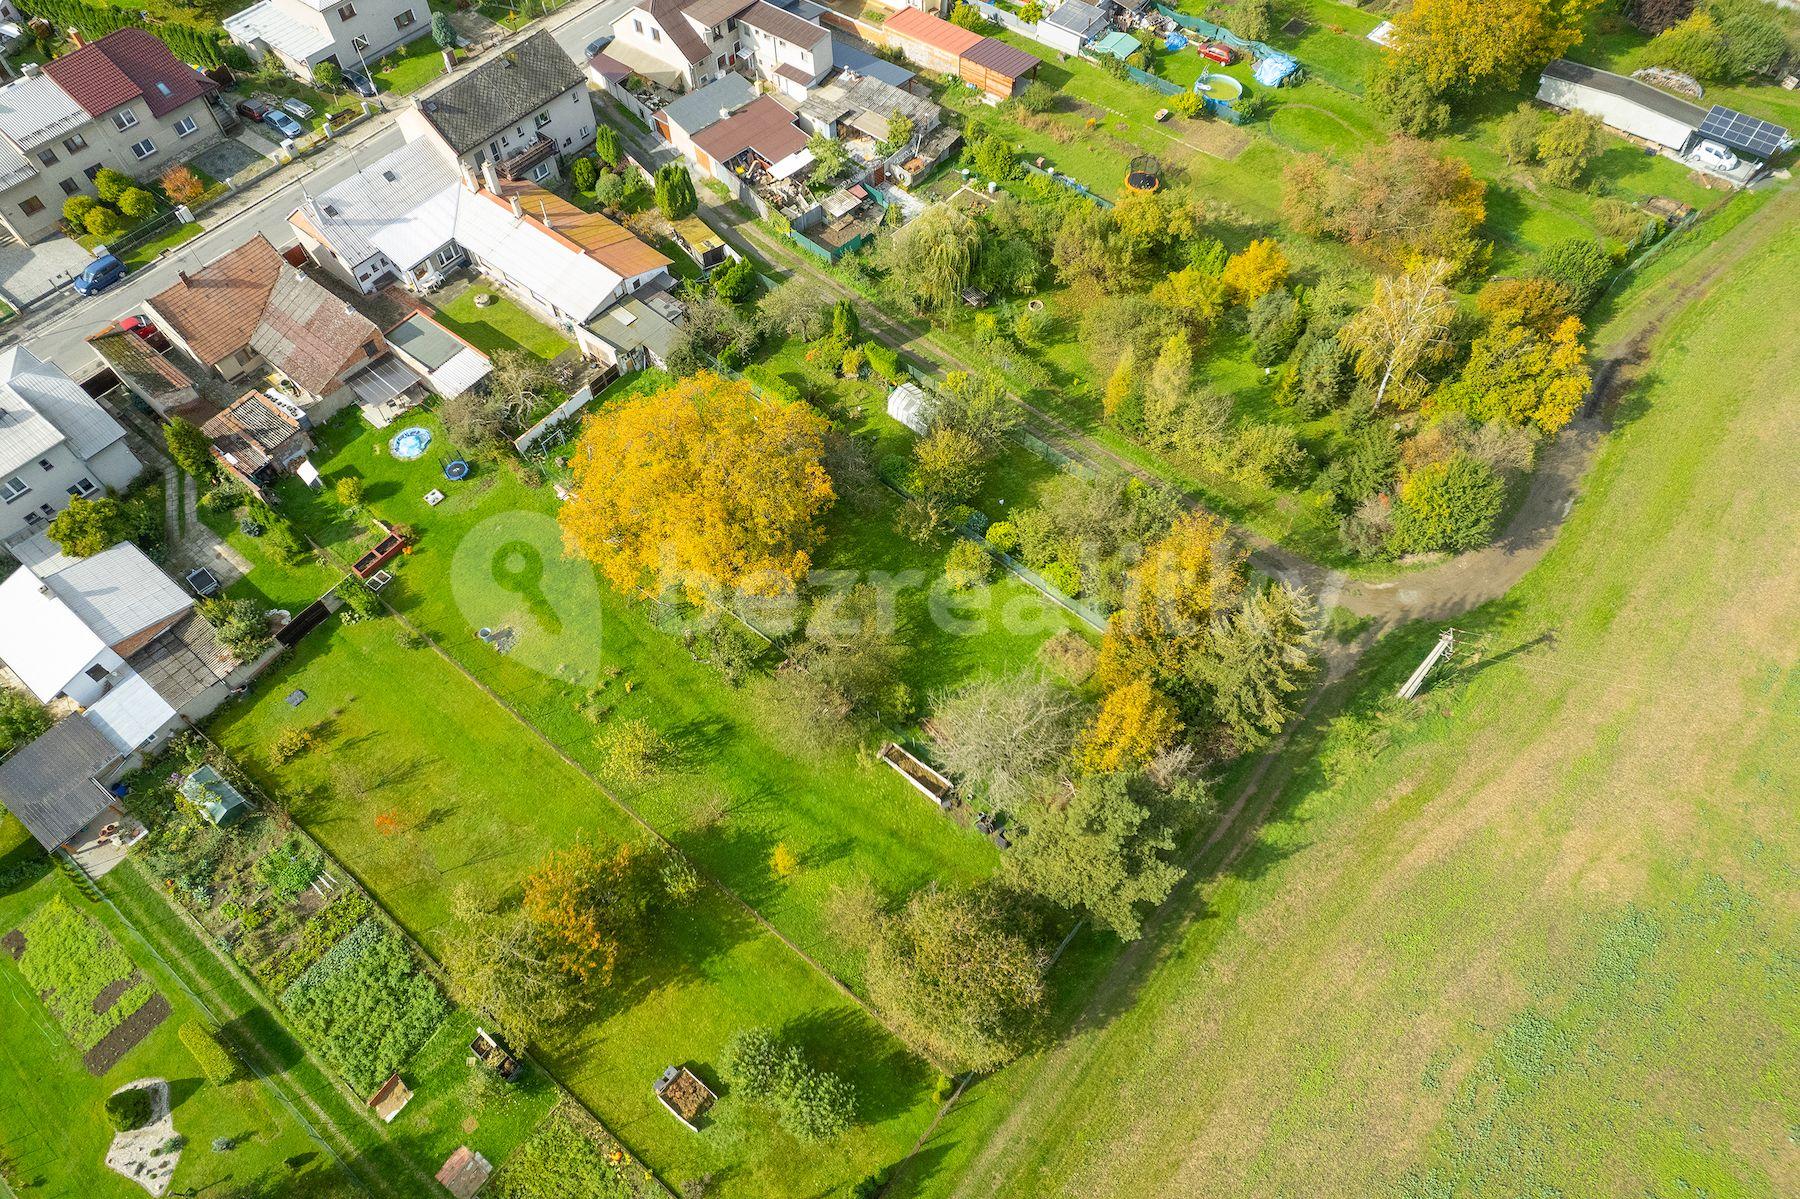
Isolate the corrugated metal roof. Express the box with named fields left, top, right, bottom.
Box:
left=86, top=668, right=176, bottom=755
left=0, top=713, right=119, bottom=850
left=426, top=346, right=493, bottom=398
left=0, top=73, right=90, bottom=150
left=884, top=7, right=983, bottom=56
left=223, top=0, right=336, bottom=64
left=0, top=345, right=128, bottom=469
left=294, top=137, right=462, bottom=268
left=37, top=540, right=192, bottom=649
left=960, top=36, right=1039, bottom=78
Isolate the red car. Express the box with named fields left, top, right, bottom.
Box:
left=119, top=315, right=169, bottom=351
left=236, top=97, right=271, bottom=121
left=1199, top=44, right=1235, bottom=65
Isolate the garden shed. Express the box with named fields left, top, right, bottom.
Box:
left=435, top=1146, right=491, bottom=1199
left=179, top=764, right=249, bottom=827
left=1092, top=31, right=1142, bottom=61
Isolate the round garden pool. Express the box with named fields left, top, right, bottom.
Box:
left=1196, top=72, right=1244, bottom=100
left=389, top=426, right=432, bottom=460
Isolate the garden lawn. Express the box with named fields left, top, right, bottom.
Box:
left=207, top=611, right=942, bottom=1198
left=0, top=816, right=347, bottom=1198
left=122, top=219, right=204, bottom=269
left=898, top=174, right=1800, bottom=1199
left=432, top=286, right=575, bottom=360
left=373, top=37, right=448, bottom=95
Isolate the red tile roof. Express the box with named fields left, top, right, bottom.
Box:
left=692, top=94, right=809, bottom=166
left=44, top=29, right=216, bottom=120
left=884, top=7, right=984, bottom=57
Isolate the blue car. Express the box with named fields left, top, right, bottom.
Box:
left=263, top=109, right=304, bottom=140
left=73, top=254, right=125, bottom=297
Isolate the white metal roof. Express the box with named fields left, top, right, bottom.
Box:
left=30, top=539, right=193, bottom=649
left=0, top=72, right=89, bottom=150
left=296, top=136, right=462, bottom=268
left=0, top=345, right=128, bottom=474
left=453, top=191, right=625, bottom=322
left=85, top=668, right=177, bottom=755
left=0, top=565, right=108, bottom=702
left=224, top=1, right=335, bottom=64
left=427, top=346, right=493, bottom=398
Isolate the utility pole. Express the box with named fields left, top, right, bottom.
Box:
left=1398, top=628, right=1457, bottom=700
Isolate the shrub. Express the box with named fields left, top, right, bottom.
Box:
left=45, top=496, right=132, bottom=556
left=944, top=539, right=992, bottom=590
left=0, top=689, right=51, bottom=758
left=199, top=596, right=272, bottom=659
left=1536, top=237, right=1614, bottom=311
left=1167, top=90, right=1202, bottom=119
left=313, top=61, right=342, bottom=90
left=1387, top=453, right=1505, bottom=555
left=597, top=718, right=672, bottom=782
left=164, top=415, right=213, bottom=478
left=268, top=726, right=315, bottom=766
left=63, top=194, right=99, bottom=226
left=864, top=341, right=902, bottom=383
left=104, top=1088, right=154, bottom=1132
left=712, top=256, right=758, bottom=303
left=117, top=187, right=158, bottom=221
left=84, top=205, right=128, bottom=238
left=1015, top=80, right=1056, bottom=114
left=983, top=520, right=1019, bottom=554
left=94, top=167, right=132, bottom=204
left=721, top=1026, right=858, bottom=1141
left=178, top=1021, right=236, bottom=1085
left=569, top=155, right=599, bottom=193
left=1040, top=560, right=1082, bottom=597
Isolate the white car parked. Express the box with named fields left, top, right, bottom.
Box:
left=1688, top=139, right=1740, bottom=172
left=282, top=98, right=315, bottom=120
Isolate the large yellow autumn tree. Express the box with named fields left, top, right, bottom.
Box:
left=560, top=372, right=835, bottom=599
left=1392, top=0, right=1600, bottom=95
left=1097, top=511, right=1246, bottom=693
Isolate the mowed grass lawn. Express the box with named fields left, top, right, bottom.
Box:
left=208, top=611, right=941, bottom=1198
left=0, top=817, right=347, bottom=1197
left=432, top=287, right=575, bottom=360
left=897, top=186, right=1800, bottom=1197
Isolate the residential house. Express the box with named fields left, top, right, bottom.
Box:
left=201, top=389, right=314, bottom=499
left=879, top=7, right=1038, bottom=100
left=0, top=534, right=237, bottom=851
left=796, top=68, right=940, bottom=150
left=396, top=30, right=592, bottom=184
left=0, top=31, right=226, bottom=243
left=688, top=93, right=811, bottom=194
left=651, top=71, right=757, bottom=160
left=225, top=0, right=430, bottom=83
left=144, top=233, right=396, bottom=424
left=606, top=0, right=832, bottom=98
left=289, top=135, right=674, bottom=364
left=0, top=345, right=141, bottom=545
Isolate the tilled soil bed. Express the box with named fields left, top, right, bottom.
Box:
left=84, top=993, right=171, bottom=1076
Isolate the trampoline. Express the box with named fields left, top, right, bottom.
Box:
left=389, top=426, right=432, bottom=460
left=444, top=458, right=470, bottom=481
left=1125, top=155, right=1162, bottom=194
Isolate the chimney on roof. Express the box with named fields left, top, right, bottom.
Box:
left=509, top=193, right=523, bottom=220
left=177, top=270, right=190, bottom=287
left=68, top=28, right=84, bottom=48
left=21, top=62, right=40, bottom=78
left=459, top=161, right=478, bottom=192
left=480, top=158, right=499, bottom=193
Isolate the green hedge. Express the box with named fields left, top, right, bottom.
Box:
left=19, top=0, right=229, bottom=67
left=104, top=1087, right=154, bottom=1131
left=178, top=1020, right=236, bottom=1085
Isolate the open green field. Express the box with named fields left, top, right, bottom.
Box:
left=0, top=816, right=348, bottom=1197
left=892, top=185, right=1800, bottom=1199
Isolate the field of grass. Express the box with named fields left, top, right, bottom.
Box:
left=0, top=816, right=349, bottom=1198
left=373, top=37, right=448, bottom=95
left=893, top=184, right=1800, bottom=1199
left=432, top=286, right=575, bottom=360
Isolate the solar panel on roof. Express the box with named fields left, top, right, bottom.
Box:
left=1697, top=105, right=1788, bottom=159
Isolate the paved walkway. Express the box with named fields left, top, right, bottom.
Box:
left=115, top=401, right=251, bottom=588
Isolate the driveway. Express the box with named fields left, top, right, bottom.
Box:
left=0, top=235, right=95, bottom=308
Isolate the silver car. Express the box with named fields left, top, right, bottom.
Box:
left=282, top=97, right=315, bottom=120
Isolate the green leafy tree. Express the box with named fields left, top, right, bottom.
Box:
left=568, top=155, right=599, bottom=193
left=653, top=162, right=697, bottom=219
left=0, top=690, right=51, bottom=757
left=878, top=109, right=916, bottom=156
left=944, top=538, right=993, bottom=591
left=971, top=133, right=1020, bottom=182
left=1495, top=103, right=1544, bottom=165
left=163, top=414, right=213, bottom=478
left=1368, top=57, right=1451, bottom=136
left=62, top=194, right=99, bottom=227
left=880, top=202, right=979, bottom=310
left=806, top=131, right=852, bottom=187
left=1339, top=257, right=1458, bottom=409
left=930, top=669, right=1079, bottom=807
left=94, top=167, right=132, bottom=204
left=432, top=10, right=457, bottom=49
left=1194, top=583, right=1321, bottom=750
left=45, top=496, right=132, bottom=556
left=1388, top=452, right=1506, bottom=554
left=441, top=885, right=582, bottom=1049
left=313, top=61, right=342, bottom=90
left=721, top=1027, right=858, bottom=1140
left=1536, top=110, right=1605, bottom=188
left=865, top=885, right=1047, bottom=1072
left=117, top=186, right=157, bottom=221
left=200, top=596, right=273, bottom=658
left=1003, top=773, right=1185, bottom=940
left=1247, top=288, right=1305, bottom=366
left=594, top=124, right=625, bottom=169
left=84, top=205, right=127, bottom=239
left=710, top=256, right=758, bottom=303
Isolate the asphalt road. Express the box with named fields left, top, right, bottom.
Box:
left=4, top=0, right=643, bottom=378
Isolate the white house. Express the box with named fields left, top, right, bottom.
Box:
left=225, top=0, right=429, bottom=83
left=606, top=0, right=832, bottom=97
left=289, top=134, right=675, bottom=364
left=1536, top=59, right=1705, bottom=152
left=0, top=534, right=237, bottom=850
left=0, top=346, right=141, bottom=545
left=395, top=30, right=592, bottom=182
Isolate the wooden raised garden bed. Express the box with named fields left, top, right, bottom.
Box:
left=880, top=742, right=954, bottom=808
left=654, top=1065, right=715, bottom=1130
left=351, top=522, right=407, bottom=579
left=471, top=1027, right=522, bottom=1081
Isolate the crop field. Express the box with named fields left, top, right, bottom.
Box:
left=891, top=186, right=1800, bottom=1199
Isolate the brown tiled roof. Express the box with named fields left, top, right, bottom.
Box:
left=44, top=29, right=216, bottom=120
left=683, top=0, right=756, bottom=27
left=693, top=94, right=808, bottom=164
left=644, top=0, right=713, bottom=65
left=884, top=7, right=983, bottom=56
left=200, top=390, right=304, bottom=474
left=148, top=234, right=382, bottom=395
left=961, top=37, right=1040, bottom=79
left=776, top=62, right=814, bottom=86
left=736, top=1, right=824, bottom=47
left=494, top=180, right=672, bottom=278
left=147, top=235, right=285, bottom=369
